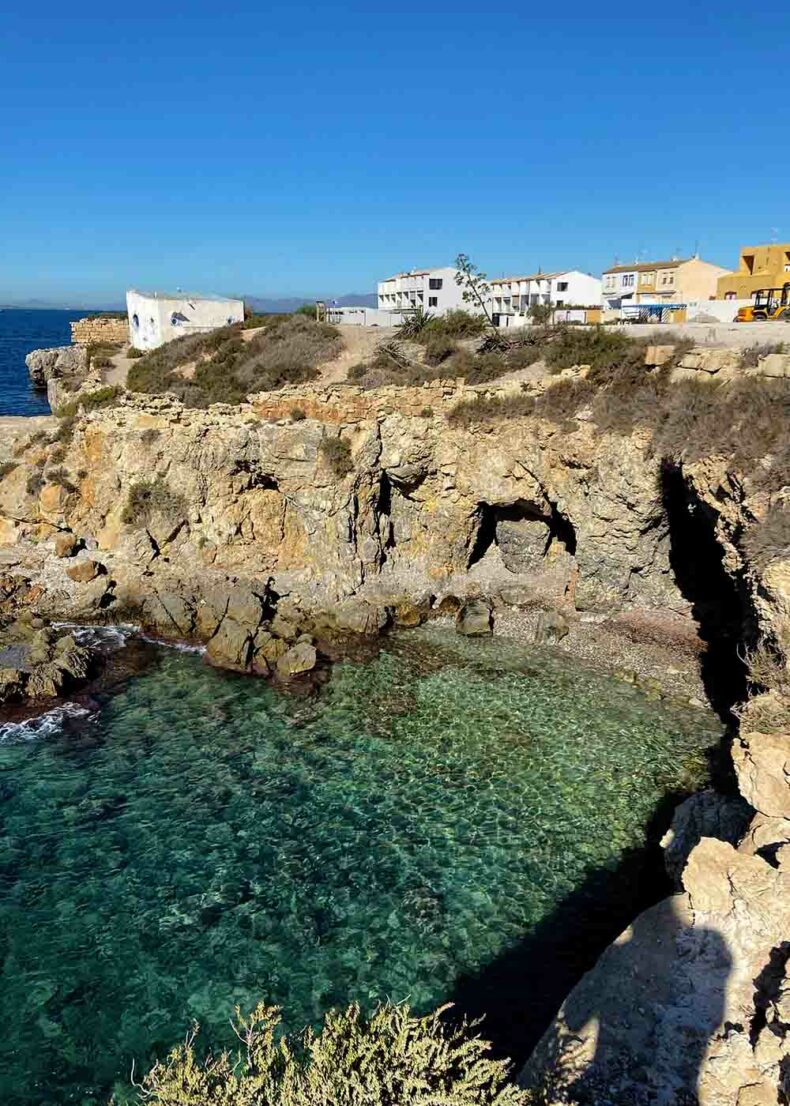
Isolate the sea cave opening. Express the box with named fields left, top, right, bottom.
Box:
left=467, top=499, right=577, bottom=569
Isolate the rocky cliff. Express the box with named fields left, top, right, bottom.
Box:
left=0, top=365, right=788, bottom=1102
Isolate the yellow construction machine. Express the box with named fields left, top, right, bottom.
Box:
left=735, top=285, right=790, bottom=322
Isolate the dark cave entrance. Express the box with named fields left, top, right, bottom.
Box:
left=661, top=461, right=753, bottom=722
left=467, top=500, right=577, bottom=569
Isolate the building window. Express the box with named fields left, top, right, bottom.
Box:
left=428, top=296, right=438, bottom=307
left=623, top=274, right=634, bottom=287
left=556, top=299, right=564, bottom=307
left=556, top=282, right=568, bottom=292
left=428, top=278, right=443, bottom=290
left=724, top=291, right=736, bottom=300
left=132, top=313, right=139, bottom=328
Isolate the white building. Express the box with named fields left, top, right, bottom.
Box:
left=126, top=290, right=245, bottom=351
left=377, top=267, right=475, bottom=318
left=488, top=270, right=602, bottom=327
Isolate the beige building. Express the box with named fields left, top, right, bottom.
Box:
left=602, top=256, right=730, bottom=315
left=716, top=243, right=790, bottom=300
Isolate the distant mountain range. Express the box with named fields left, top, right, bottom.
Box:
left=0, top=292, right=378, bottom=313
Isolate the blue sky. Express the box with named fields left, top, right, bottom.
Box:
left=1, top=1, right=788, bottom=304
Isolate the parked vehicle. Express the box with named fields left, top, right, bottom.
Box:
left=735, top=285, right=790, bottom=321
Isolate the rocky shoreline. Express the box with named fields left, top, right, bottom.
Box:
left=1, top=360, right=788, bottom=1103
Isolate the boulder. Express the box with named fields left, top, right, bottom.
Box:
left=678, top=348, right=742, bottom=376
left=533, top=607, right=570, bottom=644
left=644, top=344, right=676, bottom=367
left=54, top=532, right=79, bottom=558
left=660, top=790, right=753, bottom=886
left=732, top=730, right=790, bottom=818
left=206, top=618, right=254, bottom=670
left=755, top=352, right=790, bottom=379
left=275, top=641, right=317, bottom=678
left=66, top=559, right=100, bottom=583
left=456, top=598, right=492, bottom=636
left=496, top=516, right=551, bottom=574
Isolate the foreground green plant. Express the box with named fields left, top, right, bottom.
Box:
left=131, top=1001, right=531, bottom=1106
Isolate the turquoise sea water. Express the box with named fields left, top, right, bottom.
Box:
left=0, top=626, right=719, bottom=1104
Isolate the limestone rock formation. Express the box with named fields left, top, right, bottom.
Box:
left=25, top=345, right=90, bottom=409
left=0, top=617, right=92, bottom=704
left=456, top=598, right=493, bottom=636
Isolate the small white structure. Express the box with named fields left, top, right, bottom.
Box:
left=126, top=290, right=245, bottom=351
left=326, top=305, right=402, bottom=327
left=489, top=270, right=602, bottom=327
left=377, top=267, right=475, bottom=318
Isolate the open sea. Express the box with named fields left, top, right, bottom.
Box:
left=0, top=308, right=88, bottom=416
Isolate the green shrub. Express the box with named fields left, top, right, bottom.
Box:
left=48, top=443, right=67, bottom=464
left=127, top=347, right=144, bottom=359
left=121, top=480, right=187, bottom=526
left=57, top=385, right=122, bottom=417
left=319, top=436, right=353, bottom=477
left=423, top=334, right=458, bottom=366
left=46, top=466, right=77, bottom=494
left=52, top=415, right=76, bottom=444
left=396, top=307, right=435, bottom=339
left=290, top=406, right=306, bottom=421
left=447, top=393, right=536, bottom=427
left=127, top=317, right=340, bottom=408
left=294, top=303, right=317, bottom=317
left=133, top=1001, right=530, bottom=1106
left=422, top=310, right=487, bottom=340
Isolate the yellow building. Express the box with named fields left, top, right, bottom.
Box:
left=716, top=243, right=790, bottom=300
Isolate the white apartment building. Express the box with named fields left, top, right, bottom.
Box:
left=377, top=267, right=474, bottom=317
left=488, top=270, right=602, bottom=326
left=126, top=289, right=245, bottom=351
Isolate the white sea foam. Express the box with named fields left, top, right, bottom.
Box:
left=0, top=701, right=94, bottom=744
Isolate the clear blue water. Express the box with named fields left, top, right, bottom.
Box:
left=0, top=626, right=720, bottom=1105
left=0, top=309, right=87, bottom=416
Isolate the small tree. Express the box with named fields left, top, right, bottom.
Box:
left=454, top=253, right=493, bottom=324
left=528, top=303, right=554, bottom=326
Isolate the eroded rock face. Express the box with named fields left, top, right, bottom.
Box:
left=523, top=836, right=790, bottom=1105
left=0, top=618, right=93, bottom=704
left=25, top=345, right=90, bottom=409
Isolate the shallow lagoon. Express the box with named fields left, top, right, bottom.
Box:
left=0, top=625, right=719, bottom=1104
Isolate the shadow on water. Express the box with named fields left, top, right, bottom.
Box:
left=449, top=787, right=731, bottom=1105
left=449, top=791, right=677, bottom=1067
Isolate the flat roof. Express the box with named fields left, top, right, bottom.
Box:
left=490, top=271, right=565, bottom=283
left=127, top=289, right=243, bottom=303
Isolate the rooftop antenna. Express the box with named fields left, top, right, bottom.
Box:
left=770, top=226, right=779, bottom=244
left=693, top=239, right=700, bottom=258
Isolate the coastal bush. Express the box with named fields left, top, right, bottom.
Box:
left=52, top=415, right=76, bottom=444
left=121, top=480, right=187, bottom=526
left=319, top=436, right=353, bottom=477
left=56, top=385, right=122, bottom=417
left=26, top=469, right=45, bottom=497
left=423, top=309, right=488, bottom=340
left=739, top=341, right=785, bottom=369
left=127, top=347, right=144, bottom=359
left=132, top=1001, right=531, bottom=1106
left=290, top=406, right=306, bottom=421
left=46, top=466, right=78, bottom=494
left=396, top=307, right=435, bottom=339
left=423, top=333, right=458, bottom=365
left=127, top=316, right=340, bottom=408
left=742, top=503, right=790, bottom=570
